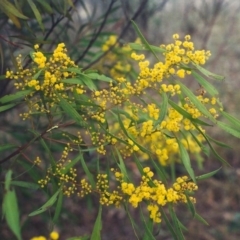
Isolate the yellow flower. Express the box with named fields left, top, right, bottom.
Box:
left=173, top=34, right=179, bottom=40
left=177, top=69, right=185, bottom=78
left=50, top=231, right=59, bottom=240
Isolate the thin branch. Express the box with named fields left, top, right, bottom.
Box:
left=0, top=35, right=24, bottom=49
left=75, top=0, right=117, bottom=64
left=82, top=0, right=148, bottom=71
left=0, top=120, right=75, bottom=164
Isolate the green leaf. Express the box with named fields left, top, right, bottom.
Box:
left=124, top=204, right=140, bottom=240
left=168, top=206, right=185, bottom=240
left=86, top=73, right=113, bottom=82
left=221, top=111, right=240, bottom=129
left=67, top=236, right=89, bottom=240
left=61, top=78, right=84, bottom=85
left=0, top=144, right=17, bottom=152
left=149, top=155, right=167, bottom=184
left=205, top=134, right=231, bottom=148
left=195, top=213, right=209, bottom=225
left=177, top=139, right=196, bottom=182
left=36, top=0, right=53, bottom=14
left=177, top=81, right=216, bottom=122
left=17, top=160, right=41, bottom=182
left=3, top=170, right=22, bottom=240
left=196, top=167, right=222, bottom=181
left=11, top=181, right=39, bottom=189
left=90, top=205, right=102, bottom=240
left=115, top=148, right=128, bottom=181
left=32, top=69, right=43, bottom=80
left=186, top=193, right=196, bottom=217
left=131, top=20, right=159, bottom=60
left=129, top=42, right=165, bottom=53
left=168, top=99, right=212, bottom=126
left=160, top=208, right=178, bottom=240
left=0, top=0, right=28, bottom=19
left=58, top=96, right=86, bottom=126
left=217, top=121, right=240, bottom=138
left=29, top=189, right=61, bottom=216
left=192, top=71, right=218, bottom=96
left=0, top=103, right=17, bottom=112
left=61, top=154, right=82, bottom=174
left=193, top=64, right=224, bottom=80
left=27, top=0, right=44, bottom=30
left=79, top=153, right=95, bottom=188
left=53, top=190, right=63, bottom=223
left=41, top=140, right=56, bottom=166
left=154, top=92, right=168, bottom=128
left=194, top=124, right=230, bottom=165
left=0, top=90, right=33, bottom=104
left=140, top=208, right=155, bottom=240
left=65, top=68, right=96, bottom=91
left=80, top=74, right=96, bottom=91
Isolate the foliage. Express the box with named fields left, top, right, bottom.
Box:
left=1, top=1, right=240, bottom=240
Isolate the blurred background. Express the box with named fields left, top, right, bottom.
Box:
left=1, top=0, right=240, bottom=239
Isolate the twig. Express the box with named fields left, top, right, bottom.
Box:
left=82, top=0, right=148, bottom=70
left=0, top=121, right=75, bottom=164
left=75, top=0, right=117, bottom=64
left=0, top=35, right=24, bottom=49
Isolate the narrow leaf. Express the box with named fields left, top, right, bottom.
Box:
left=196, top=167, right=222, bottom=181
left=53, top=190, right=63, bottom=223
left=3, top=170, right=22, bottom=240
left=221, top=111, right=240, bottom=129
left=186, top=193, right=196, bottom=217
left=79, top=153, right=95, bottom=187
left=168, top=99, right=212, bottom=126
left=90, top=205, right=102, bottom=240
left=115, top=148, right=128, bottom=181
left=217, top=121, right=240, bottom=138
left=192, top=71, right=218, bottom=96
left=194, top=124, right=230, bottom=165
left=0, top=0, right=28, bottom=19
left=205, top=134, right=232, bottom=148
left=11, top=181, right=39, bottom=189
left=177, top=139, right=196, bottom=182
left=29, top=189, right=61, bottom=216
left=193, top=64, right=224, bottom=80
left=27, top=0, right=44, bottom=30
left=36, top=0, right=53, bottom=14
left=79, top=74, right=96, bottom=91
left=195, top=213, right=209, bottom=225
left=154, top=92, right=168, bottom=128
left=177, top=81, right=216, bottom=122
left=129, top=42, right=165, bottom=53
left=140, top=208, right=155, bottom=240
left=86, top=73, right=113, bottom=82
left=0, top=90, right=32, bottom=104
left=0, top=144, right=17, bottom=152
left=3, top=190, right=22, bottom=240
left=0, top=103, right=18, bottom=112
left=58, top=96, right=85, bottom=126
left=131, top=20, right=159, bottom=60
left=61, top=78, right=83, bottom=85
left=160, top=208, right=178, bottom=240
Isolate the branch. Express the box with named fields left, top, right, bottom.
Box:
left=82, top=0, right=148, bottom=70
left=0, top=121, right=75, bottom=164
left=75, top=0, right=117, bottom=64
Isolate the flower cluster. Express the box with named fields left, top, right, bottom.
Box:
left=87, top=34, right=221, bottom=164
left=94, top=167, right=198, bottom=223
left=100, top=35, right=132, bottom=78
left=5, top=43, right=85, bottom=120
left=30, top=231, right=59, bottom=240
left=37, top=157, right=197, bottom=224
